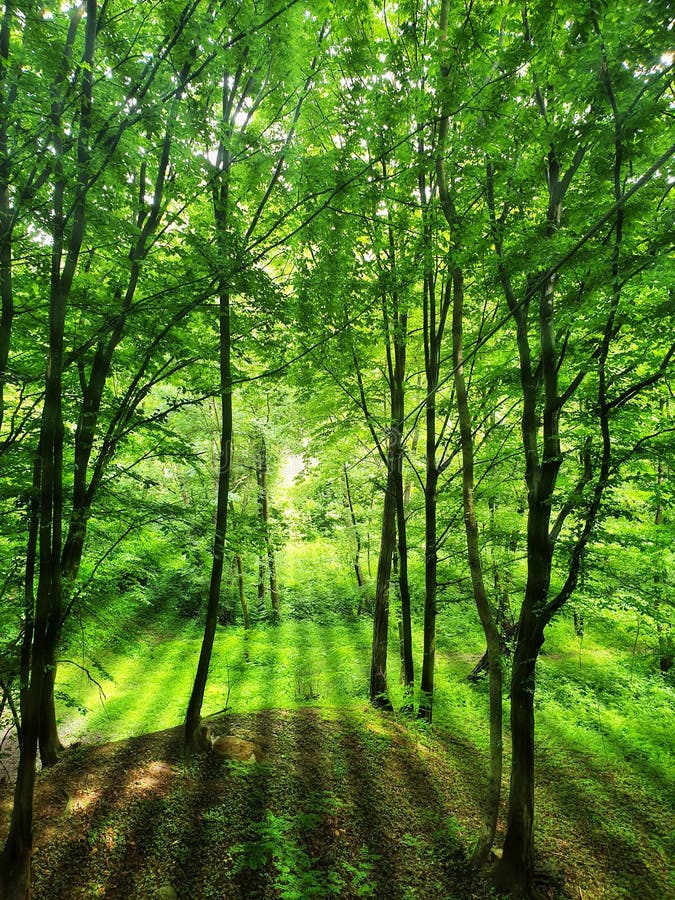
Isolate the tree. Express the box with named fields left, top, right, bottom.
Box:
left=475, top=4, right=675, bottom=894
left=433, top=0, right=504, bottom=862
left=0, top=2, right=98, bottom=891
left=255, top=433, right=281, bottom=623
left=184, top=0, right=327, bottom=751
left=343, top=462, right=369, bottom=608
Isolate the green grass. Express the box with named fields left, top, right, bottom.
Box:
left=56, top=599, right=674, bottom=796
left=534, top=615, right=674, bottom=791
left=47, top=598, right=675, bottom=899
left=56, top=618, right=377, bottom=742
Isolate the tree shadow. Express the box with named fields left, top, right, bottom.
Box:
left=531, top=715, right=673, bottom=900
left=4, top=616, right=666, bottom=899
left=9, top=701, right=503, bottom=899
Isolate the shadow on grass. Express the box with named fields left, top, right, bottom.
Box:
left=532, top=715, right=673, bottom=900
left=17, top=689, right=496, bottom=897
left=26, top=617, right=671, bottom=900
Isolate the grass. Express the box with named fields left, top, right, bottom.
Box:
left=13, top=708, right=493, bottom=900
left=56, top=601, right=673, bottom=782
left=47, top=597, right=674, bottom=899
left=56, top=618, right=376, bottom=743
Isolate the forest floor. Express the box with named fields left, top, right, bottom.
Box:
left=0, top=705, right=671, bottom=900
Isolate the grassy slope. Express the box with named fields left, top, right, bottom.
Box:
left=37, top=603, right=675, bottom=899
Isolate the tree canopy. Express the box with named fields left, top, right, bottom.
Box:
left=0, top=1, right=672, bottom=898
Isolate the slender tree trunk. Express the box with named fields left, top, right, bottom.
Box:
left=185, top=61, right=243, bottom=752
left=1, top=149, right=70, bottom=900
left=235, top=554, right=249, bottom=630
left=0, top=200, right=12, bottom=440
left=257, top=435, right=280, bottom=624
left=0, top=707, right=39, bottom=899
left=653, top=444, right=672, bottom=672
left=0, top=459, right=41, bottom=899
left=436, top=0, right=506, bottom=823
left=394, top=460, right=414, bottom=703
left=388, top=326, right=413, bottom=701
left=41, top=107, right=178, bottom=761
left=20, top=458, right=40, bottom=714
left=417, top=158, right=450, bottom=724
left=369, top=204, right=411, bottom=712
left=31, top=2, right=103, bottom=768
left=494, top=624, right=544, bottom=897
left=37, top=649, right=63, bottom=768
left=184, top=289, right=232, bottom=754
left=268, top=547, right=280, bottom=625
left=451, top=265, right=503, bottom=866
left=257, top=555, right=267, bottom=619
left=0, top=1, right=14, bottom=438
left=1, top=618, right=43, bottom=898
left=392, top=547, right=404, bottom=679
left=494, top=470, right=555, bottom=891
left=403, top=383, right=420, bottom=507
left=419, top=390, right=438, bottom=722
left=2, top=4, right=96, bottom=879
left=369, top=465, right=396, bottom=709
left=343, top=463, right=368, bottom=609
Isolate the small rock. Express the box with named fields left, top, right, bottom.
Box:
left=211, top=735, right=263, bottom=763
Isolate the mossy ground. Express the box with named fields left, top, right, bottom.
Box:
left=3, top=709, right=496, bottom=899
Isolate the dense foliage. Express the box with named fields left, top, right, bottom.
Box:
left=0, top=1, right=672, bottom=897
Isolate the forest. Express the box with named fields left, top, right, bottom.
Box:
left=0, top=0, right=673, bottom=898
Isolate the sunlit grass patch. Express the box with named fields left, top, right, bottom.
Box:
left=56, top=618, right=377, bottom=742
left=536, top=616, right=674, bottom=789
left=56, top=633, right=204, bottom=741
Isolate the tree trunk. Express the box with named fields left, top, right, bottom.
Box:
left=0, top=0, right=96, bottom=870
left=0, top=498, right=42, bottom=900
left=419, top=396, right=438, bottom=722
left=235, top=554, right=249, bottom=630
left=0, top=121, right=79, bottom=890
left=368, top=176, right=409, bottom=710
left=451, top=263, right=503, bottom=867
left=343, top=463, right=368, bottom=610
left=654, top=452, right=672, bottom=673
left=417, top=166, right=449, bottom=724
left=393, top=548, right=404, bottom=680
left=185, top=288, right=232, bottom=754
left=0, top=2, right=14, bottom=438
left=0, top=726, right=37, bottom=899
left=257, top=556, right=267, bottom=619
left=494, top=480, right=553, bottom=895
left=268, top=545, right=280, bottom=625
left=387, top=316, right=413, bottom=702
left=185, top=62, right=241, bottom=752
left=494, top=627, right=544, bottom=897
left=35, top=0, right=128, bottom=768
left=257, top=435, right=279, bottom=624
left=394, top=461, right=414, bottom=705
left=369, top=466, right=396, bottom=709
left=38, top=646, right=63, bottom=769
left=385, top=210, right=412, bottom=701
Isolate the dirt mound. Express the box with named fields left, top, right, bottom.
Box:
left=0, top=708, right=494, bottom=899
